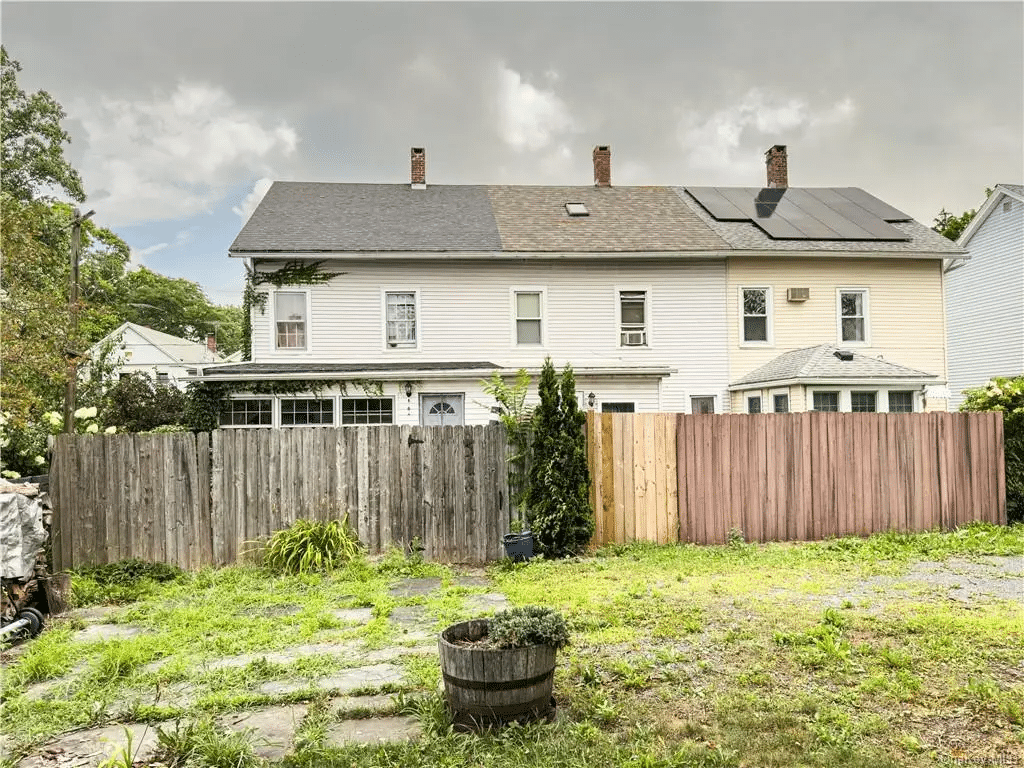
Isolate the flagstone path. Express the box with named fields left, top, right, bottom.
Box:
left=11, top=574, right=510, bottom=767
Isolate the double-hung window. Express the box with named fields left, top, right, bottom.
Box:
left=275, top=292, right=307, bottom=350
left=838, top=289, right=868, bottom=343
left=385, top=292, right=417, bottom=348
left=851, top=391, right=877, bottom=412
left=813, top=392, right=840, bottom=412
left=619, top=290, right=647, bottom=347
left=514, top=291, right=543, bottom=345
left=741, top=288, right=770, bottom=343
left=888, top=391, right=915, bottom=413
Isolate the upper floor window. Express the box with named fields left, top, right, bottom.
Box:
left=514, top=291, right=543, bottom=345
left=838, top=289, right=868, bottom=343
left=742, top=288, right=770, bottom=343
left=619, top=290, right=647, bottom=347
left=275, top=291, right=307, bottom=350
left=386, top=292, right=416, bottom=348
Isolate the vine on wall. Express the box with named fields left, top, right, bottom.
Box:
left=241, top=260, right=343, bottom=360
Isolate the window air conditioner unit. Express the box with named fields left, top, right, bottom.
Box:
left=622, top=331, right=647, bottom=346
left=787, top=287, right=810, bottom=302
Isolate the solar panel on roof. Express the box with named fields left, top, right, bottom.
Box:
left=689, top=185, right=912, bottom=241
left=832, top=188, right=911, bottom=221
left=685, top=187, right=750, bottom=220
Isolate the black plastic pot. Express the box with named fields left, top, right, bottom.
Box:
left=502, top=531, right=534, bottom=561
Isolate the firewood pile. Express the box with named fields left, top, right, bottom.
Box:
left=1, top=479, right=69, bottom=627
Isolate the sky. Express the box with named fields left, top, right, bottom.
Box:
left=4, top=1, right=1022, bottom=306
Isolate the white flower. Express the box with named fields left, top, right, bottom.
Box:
left=44, top=411, right=64, bottom=428
left=34, top=455, right=46, bottom=465
left=104, top=426, right=117, bottom=434
left=85, top=423, right=99, bottom=434
left=1, top=470, right=21, bottom=479
left=74, top=406, right=98, bottom=419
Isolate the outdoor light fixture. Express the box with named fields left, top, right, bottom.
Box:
left=587, top=392, right=596, bottom=408
left=405, top=382, right=413, bottom=398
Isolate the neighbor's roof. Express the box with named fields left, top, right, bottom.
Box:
left=90, top=322, right=218, bottom=365
left=730, top=344, right=938, bottom=389
left=956, top=183, right=1024, bottom=248
left=676, top=188, right=964, bottom=255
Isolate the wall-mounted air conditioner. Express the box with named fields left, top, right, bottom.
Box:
left=787, top=288, right=810, bottom=302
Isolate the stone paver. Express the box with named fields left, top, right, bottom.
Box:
left=22, top=663, right=88, bottom=702
left=388, top=578, right=442, bottom=598
left=324, top=716, right=421, bottom=746
left=331, top=607, right=374, bottom=624
left=113, top=681, right=197, bottom=712
left=328, top=693, right=398, bottom=716
left=463, top=592, right=512, bottom=614
left=246, top=603, right=302, bottom=618
left=72, top=624, right=148, bottom=643
left=68, top=606, right=121, bottom=622
left=258, top=662, right=405, bottom=697
left=217, top=704, right=308, bottom=761
left=204, top=641, right=358, bottom=671
left=16, top=722, right=168, bottom=768
left=454, top=575, right=491, bottom=588
left=364, top=644, right=435, bottom=663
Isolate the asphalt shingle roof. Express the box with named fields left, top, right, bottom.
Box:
left=732, top=344, right=938, bottom=387
left=230, top=183, right=502, bottom=252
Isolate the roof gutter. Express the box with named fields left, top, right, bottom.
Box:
left=187, top=365, right=676, bottom=383
left=729, top=375, right=941, bottom=392
left=229, top=250, right=731, bottom=261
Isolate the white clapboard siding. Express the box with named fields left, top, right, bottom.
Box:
left=250, top=258, right=730, bottom=414
left=945, top=193, right=1024, bottom=408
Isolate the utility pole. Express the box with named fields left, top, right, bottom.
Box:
left=63, top=208, right=95, bottom=434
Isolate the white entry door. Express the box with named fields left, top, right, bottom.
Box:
left=420, top=394, right=465, bottom=426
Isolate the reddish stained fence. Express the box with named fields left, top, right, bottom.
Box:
left=587, top=411, right=1006, bottom=546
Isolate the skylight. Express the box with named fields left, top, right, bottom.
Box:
left=565, top=202, right=589, bottom=217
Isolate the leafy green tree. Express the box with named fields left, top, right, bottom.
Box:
left=961, top=376, right=1024, bottom=523
left=101, top=374, right=189, bottom=433
left=526, top=359, right=594, bottom=557
left=1, top=46, right=85, bottom=203
left=933, top=189, right=993, bottom=241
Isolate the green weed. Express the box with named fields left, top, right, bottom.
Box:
left=257, top=516, right=363, bottom=575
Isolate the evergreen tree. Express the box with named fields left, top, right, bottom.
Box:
left=526, top=358, right=594, bottom=557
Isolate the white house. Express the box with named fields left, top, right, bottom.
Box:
left=193, top=146, right=962, bottom=426
left=89, top=322, right=223, bottom=390
left=945, top=184, right=1024, bottom=409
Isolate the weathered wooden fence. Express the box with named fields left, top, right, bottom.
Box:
left=587, top=411, right=1006, bottom=546
left=51, top=425, right=509, bottom=570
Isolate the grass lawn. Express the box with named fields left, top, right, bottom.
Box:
left=1, top=524, right=1021, bottom=767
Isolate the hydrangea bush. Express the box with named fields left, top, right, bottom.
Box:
left=0, top=406, right=114, bottom=479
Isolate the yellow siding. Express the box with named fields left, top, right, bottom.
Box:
left=727, top=257, right=947, bottom=385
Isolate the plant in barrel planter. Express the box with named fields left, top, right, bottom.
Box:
left=439, top=606, right=569, bottom=730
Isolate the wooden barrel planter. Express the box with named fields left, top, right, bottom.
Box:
left=439, top=618, right=557, bottom=730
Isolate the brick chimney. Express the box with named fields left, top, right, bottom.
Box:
left=765, top=145, right=788, bottom=188
left=411, top=147, right=426, bottom=188
left=206, top=334, right=217, bottom=354
left=593, top=145, right=611, bottom=187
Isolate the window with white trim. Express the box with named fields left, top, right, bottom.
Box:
left=385, top=292, right=416, bottom=347
left=747, top=396, right=762, bottom=414
left=851, top=391, right=877, bottom=412
left=220, top=398, right=273, bottom=427
left=838, top=289, right=867, bottom=343
left=341, top=397, right=394, bottom=425
left=691, top=396, right=715, bottom=414
left=742, top=288, right=770, bottom=343
left=888, top=391, right=915, bottom=413
left=773, top=393, right=790, bottom=413
left=275, top=291, right=307, bottom=349
left=813, top=391, right=840, bottom=412
left=619, top=290, right=647, bottom=346
left=514, top=291, right=543, bottom=345
left=281, top=398, right=334, bottom=426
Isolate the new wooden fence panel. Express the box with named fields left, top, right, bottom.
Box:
left=590, top=411, right=1006, bottom=548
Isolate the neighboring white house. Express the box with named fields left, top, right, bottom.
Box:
left=944, top=184, right=1024, bottom=409
left=89, top=322, right=223, bottom=390
left=192, top=145, right=962, bottom=427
